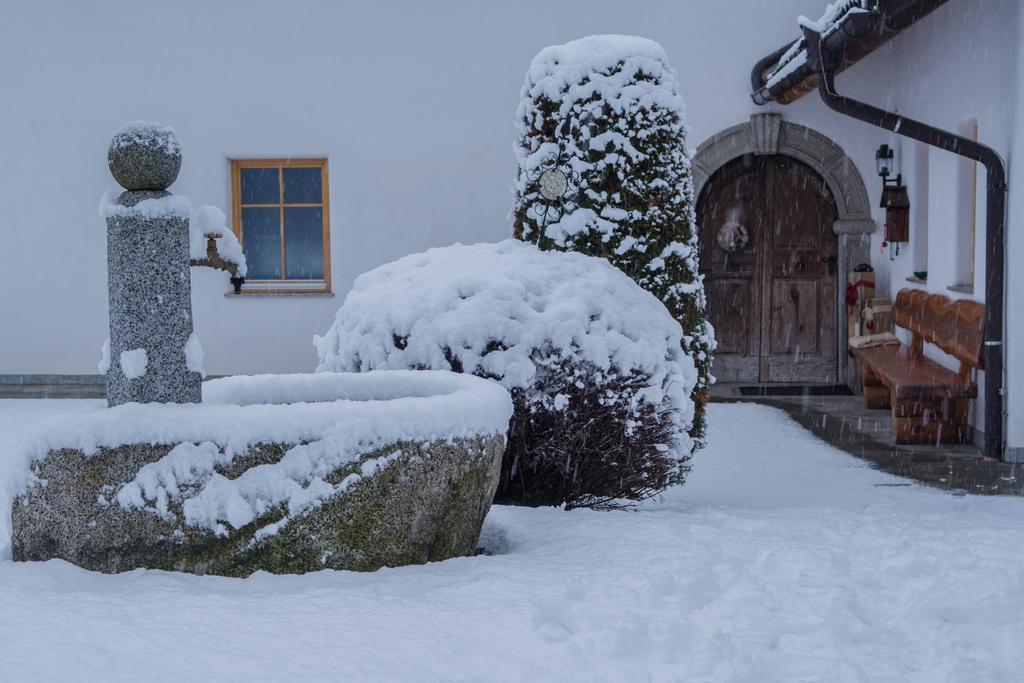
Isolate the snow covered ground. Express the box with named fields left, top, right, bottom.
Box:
left=2, top=399, right=1023, bottom=682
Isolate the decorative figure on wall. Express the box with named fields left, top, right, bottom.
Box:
left=846, top=262, right=875, bottom=337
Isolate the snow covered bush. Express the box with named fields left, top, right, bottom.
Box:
left=511, top=35, right=714, bottom=449
left=315, top=240, right=697, bottom=508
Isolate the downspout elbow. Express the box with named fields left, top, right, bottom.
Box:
left=750, top=43, right=793, bottom=104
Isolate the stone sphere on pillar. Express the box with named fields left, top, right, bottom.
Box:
left=107, top=122, right=182, bottom=191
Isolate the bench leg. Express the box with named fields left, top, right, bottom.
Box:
left=860, top=365, right=891, bottom=409
left=865, top=385, right=892, bottom=409
left=892, top=398, right=970, bottom=444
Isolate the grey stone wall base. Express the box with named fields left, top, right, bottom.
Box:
left=12, top=433, right=504, bottom=576
left=1003, top=447, right=1024, bottom=464
left=0, top=375, right=236, bottom=399
left=0, top=384, right=105, bottom=399
left=0, top=375, right=106, bottom=398
left=0, top=374, right=105, bottom=386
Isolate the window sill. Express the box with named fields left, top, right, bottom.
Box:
left=225, top=280, right=333, bottom=297
left=225, top=290, right=334, bottom=298
left=905, top=276, right=927, bottom=284
left=947, top=283, right=974, bottom=295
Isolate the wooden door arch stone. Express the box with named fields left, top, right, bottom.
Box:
left=692, top=114, right=876, bottom=386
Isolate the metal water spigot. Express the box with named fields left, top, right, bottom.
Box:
left=190, top=232, right=246, bottom=293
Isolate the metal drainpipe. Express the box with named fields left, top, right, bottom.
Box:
left=803, top=25, right=1007, bottom=461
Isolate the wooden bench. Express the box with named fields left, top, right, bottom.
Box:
left=852, top=289, right=985, bottom=445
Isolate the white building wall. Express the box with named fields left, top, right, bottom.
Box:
left=0, top=0, right=1020, bottom=450
left=0, top=0, right=828, bottom=376
left=1006, top=1, right=1024, bottom=458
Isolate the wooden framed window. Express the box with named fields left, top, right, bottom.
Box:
left=231, top=158, right=331, bottom=294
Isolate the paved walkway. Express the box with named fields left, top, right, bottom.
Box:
left=711, top=383, right=1023, bottom=495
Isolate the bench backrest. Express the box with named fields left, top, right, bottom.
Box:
left=892, top=289, right=985, bottom=369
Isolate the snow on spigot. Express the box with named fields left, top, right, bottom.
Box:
left=190, top=205, right=248, bottom=278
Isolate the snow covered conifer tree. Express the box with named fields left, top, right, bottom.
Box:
left=512, top=35, right=714, bottom=448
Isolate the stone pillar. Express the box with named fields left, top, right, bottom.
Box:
left=104, top=122, right=202, bottom=406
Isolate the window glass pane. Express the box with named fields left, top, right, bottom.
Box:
left=242, top=207, right=282, bottom=279
left=284, top=207, right=324, bottom=280
left=241, top=167, right=280, bottom=204
left=283, top=167, right=323, bottom=204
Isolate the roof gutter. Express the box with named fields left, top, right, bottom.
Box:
left=751, top=3, right=878, bottom=105
left=801, top=21, right=1008, bottom=461
left=751, top=0, right=948, bottom=105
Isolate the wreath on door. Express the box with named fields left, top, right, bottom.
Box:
left=717, top=221, right=750, bottom=253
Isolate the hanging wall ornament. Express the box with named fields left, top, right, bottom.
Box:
left=716, top=221, right=750, bottom=253
left=538, top=168, right=569, bottom=201
left=527, top=117, right=582, bottom=233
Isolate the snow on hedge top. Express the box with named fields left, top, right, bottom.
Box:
left=17, top=371, right=512, bottom=534
left=521, top=34, right=684, bottom=120
left=315, top=240, right=695, bottom=414
left=515, top=35, right=685, bottom=185
left=513, top=35, right=691, bottom=246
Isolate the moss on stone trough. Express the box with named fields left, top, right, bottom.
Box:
left=12, top=434, right=504, bottom=576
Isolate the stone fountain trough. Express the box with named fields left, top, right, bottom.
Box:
left=12, top=371, right=511, bottom=576
left=4, top=124, right=512, bottom=577
left=9, top=123, right=511, bottom=576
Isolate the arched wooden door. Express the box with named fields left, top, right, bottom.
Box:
left=697, top=154, right=838, bottom=383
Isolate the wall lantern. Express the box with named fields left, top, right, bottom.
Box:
left=876, top=144, right=909, bottom=256
left=875, top=143, right=895, bottom=180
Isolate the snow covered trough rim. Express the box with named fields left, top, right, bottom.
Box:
left=18, top=371, right=513, bottom=462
